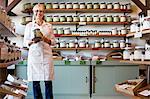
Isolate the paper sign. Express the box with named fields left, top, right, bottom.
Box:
left=134, top=32, right=142, bottom=38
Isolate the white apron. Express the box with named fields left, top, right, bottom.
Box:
left=24, top=22, right=56, bottom=81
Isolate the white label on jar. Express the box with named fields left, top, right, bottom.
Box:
left=134, top=32, right=142, bottom=38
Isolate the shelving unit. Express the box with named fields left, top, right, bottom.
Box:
left=0, top=60, right=20, bottom=69
left=126, top=29, right=150, bottom=37
left=53, top=47, right=122, bottom=50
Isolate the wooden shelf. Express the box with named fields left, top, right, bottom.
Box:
left=0, top=60, right=21, bottom=68
left=22, top=8, right=132, bottom=13
left=54, top=34, right=126, bottom=37
left=120, top=60, right=150, bottom=65
left=53, top=47, right=122, bottom=50
left=126, top=29, right=150, bottom=37
left=0, top=22, right=17, bottom=37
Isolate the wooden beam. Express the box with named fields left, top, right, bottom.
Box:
left=146, top=0, right=150, bottom=9
left=131, top=0, right=146, bottom=11
left=5, top=0, right=22, bottom=13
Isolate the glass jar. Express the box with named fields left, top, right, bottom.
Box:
left=123, top=48, right=131, bottom=60
left=112, top=28, right=118, bottom=35
left=104, top=40, right=110, bottom=48
left=66, top=2, right=73, bottom=9
left=64, top=28, right=71, bottom=35
left=120, top=16, right=127, bottom=22
left=53, top=15, right=60, bottom=22
left=69, top=40, right=75, bottom=48
left=100, top=2, right=106, bottom=9
left=66, top=16, right=73, bottom=22
left=73, top=16, right=80, bottom=22
left=119, top=40, right=125, bottom=48
left=127, top=16, right=131, bottom=22
left=93, top=15, right=100, bottom=22
left=107, top=15, right=113, bottom=22
left=25, top=16, right=32, bottom=22
left=79, top=40, right=86, bottom=48
left=22, top=17, right=26, bottom=23
left=94, top=40, right=101, bottom=48
left=80, top=2, right=86, bottom=9
left=53, top=28, right=58, bottom=34
left=120, top=27, right=127, bottom=35
left=134, top=46, right=144, bottom=60
left=60, top=15, right=66, bottom=22
left=60, top=40, right=66, bottom=48
left=57, top=28, right=64, bottom=34
left=113, top=40, right=119, bottom=48
left=45, top=3, right=52, bottom=9
left=46, top=16, right=53, bottom=22
left=73, top=2, right=79, bottom=9
left=80, top=15, right=86, bottom=22
left=59, top=3, right=66, bottom=9
left=126, top=3, right=131, bottom=10
left=107, top=3, right=113, bottom=9
left=87, top=3, right=93, bottom=9
left=93, top=3, right=100, bottom=9
left=23, top=3, right=32, bottom=10
left=113, top=15, right=120, bottom=22
left=52, top=2, right=59, bottom=9
left=100, top=15, right=106, bottom=22
left=87, top=15, right=93, bottom=22
left=114, top=2, right=120, bottom=9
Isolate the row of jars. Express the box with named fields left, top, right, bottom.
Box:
left=0, top=36, right=21, bottom=63
left=123, top=46, right=150, bottom=61
left=0, top=7, right=15, bottom=32
left=56, top=39, right=126, bottom=48
left=45, top=15, right=131, bottom=22
left=23, top=2, right=131, bottom=10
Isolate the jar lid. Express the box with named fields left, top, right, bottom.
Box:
left=73, top=2, right=78, bottom=4
left=101, top=2, right=106, bottom=4
left=60, top=15, right=65, bottom=17
left=66, top=2, right=72, bottom=4
left=94, top=2, right=99, bottom=4
left=87, top=2, right=92, bottom=4
left=107, top=15, right=112, bottom=17
left=87, top=15, right=92, bottom=17
left=80, top=2, right=85, bottom=4
left=53, top=2, right=58, bottom=4
left=60, top=2, right=65, bottom=4
left=120, top=40, right=125, bottom=42
left=80, top=15, right=86, bottom=17
left=107, top=2, right=112, bottom=4
left=58, top=28, right=63, bottom=29
left=53, top=15, right=59, bottom=17
left=67, top=15, right=72, bottom=17
left=94, top=15, right=99, bottom=17
left=114, top=2, right=120, bottom=4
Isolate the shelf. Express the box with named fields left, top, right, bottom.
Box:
left=126, top=29, right=150, bottom=37
left=53, top=47, right=122, bottom=50
left=0, top=22, right=17, bottom=37
left=22, top=8, right=132, bottom=13
left=120, top=60, right=150, bottom=65
left=0, top=60, right=20, bottom=68
left=54, top=34, right=126, bottom=37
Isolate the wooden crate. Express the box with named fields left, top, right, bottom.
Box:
left=115, top=79, right=147, bottom=96
left=137, top=84, right=150, bottom=99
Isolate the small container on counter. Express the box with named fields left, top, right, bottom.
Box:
left=87, top=2, right=93, bottom=9
left=113, top=15, right=120, bottom=22
left=60, top=15, right=66, bottom=22
left=64, top=28, right=71, bottom=35
left=112, top=40, right=119, bottom=48
left=119, top=40, right=125, bottom=48
left=60, top=40, right=66, bottom=48
left=57, top=28, right=64, bottom=34
left=80, top=2, right=86, bottom=9
left=114, top=2, right=120, bottom=9
left=87, top=15, right=93, bottom=22
left=52, top=2, right=59, bottom=9
left=107, top=3, right=113, bottom=9
left=46, top=16, right=53, bottom=22
left=107, top=15, right=113, bottom=22
left=79, top=40, right=86, bottom=48
left=93, top=15, right=100, bottom=22
left=104, top=40, right=110, bottom=48
left=59, top=2, right=66, bottom=9
left=93, top=3, right=100, bottom=9
left=53, top=15, right=60, bottom=22
left=66, top=16, right=73, bottom=22
left=80, top=15, right=86, bottom=22
left=66, top=2, right=73, bottom=9
left=123, top=47, right=132, bottom=60
left=45, top=3, right=52, bottom=9
left=73, top=2, right=79, bottom=9
left=73, top=16, right=80, bottom=22
left=100, top=2, right=107, bottom=9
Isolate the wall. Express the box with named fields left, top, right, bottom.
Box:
left=9, top=0, right=145, bottom=57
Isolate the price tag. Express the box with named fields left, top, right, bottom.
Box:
left=79, top=22, right=86, bottom=25
left=65, top=60, right=71, bottom=65
left=80, top=60, right=86, bottom=65
left=96, top=60, right=101, bottom=65
left=134, top=32, right=142, bottom=38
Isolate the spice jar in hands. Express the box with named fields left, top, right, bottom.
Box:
left=32, top=28, right=43, bottom=43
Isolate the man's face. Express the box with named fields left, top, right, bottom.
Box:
left=33, top=6, right=44, bottom=20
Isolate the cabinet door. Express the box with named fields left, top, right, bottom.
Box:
left=94, top=66, right=116, bottom=96
left=53, top=66, right=89, bottom=95
left=114, top=66, right=139, bottom=84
